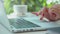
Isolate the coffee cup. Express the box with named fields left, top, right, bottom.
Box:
left=13, top=5, right=27, bottom=17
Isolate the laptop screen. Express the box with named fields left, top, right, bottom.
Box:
left=0, top=1, right=11, bottom=31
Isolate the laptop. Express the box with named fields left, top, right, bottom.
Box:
left=0, top=1, right=45, bottom=33
left=0, top=1, right=60, bottom=33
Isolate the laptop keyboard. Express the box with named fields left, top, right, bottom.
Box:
left=9, top=18, right=40, bottom=29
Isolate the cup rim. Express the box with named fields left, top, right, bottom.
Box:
left=13, top=5, right=27, bottom=7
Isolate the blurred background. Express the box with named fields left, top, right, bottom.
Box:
left=4, top=0, right=60, bottom=15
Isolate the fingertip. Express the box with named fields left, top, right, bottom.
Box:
left=32, top=12, right=39, bottom=16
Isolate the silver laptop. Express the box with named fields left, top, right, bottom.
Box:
left=0, top=1, right=60, bottom=33
left=0, top=1, right=44, bottom=33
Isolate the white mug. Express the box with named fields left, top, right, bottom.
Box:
left=13, top=5, right=27, bottom=17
